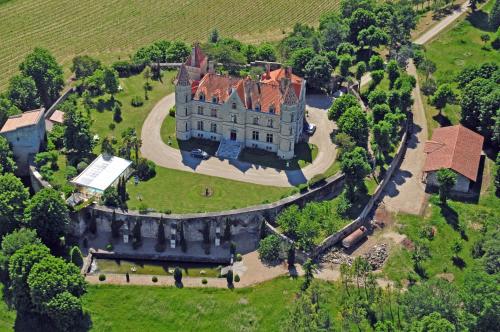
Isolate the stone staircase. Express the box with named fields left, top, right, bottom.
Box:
left=216, top=139, right=242, bottom=160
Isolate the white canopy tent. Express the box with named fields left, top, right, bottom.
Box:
left=71, top=154, right=132, bottom=195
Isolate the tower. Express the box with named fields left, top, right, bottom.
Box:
left=175, top=64, right=192, bottom=140
left=278, top=83, right=299, bottom=160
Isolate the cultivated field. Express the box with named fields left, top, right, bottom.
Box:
left=0, top=0, right=340, bottom=90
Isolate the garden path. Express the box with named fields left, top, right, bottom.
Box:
left=141, top=93, right=337, bottom=187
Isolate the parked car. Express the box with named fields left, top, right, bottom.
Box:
left=305, top=123, right=316, bottom=135
left=190, top=149, right=209, bottom=159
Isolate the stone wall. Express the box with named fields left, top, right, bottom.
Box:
left=44, top=87, right=75, bottom=120
left=72, top=173, right=345, bottom=255
left=28, top=163, right=52, bottom=192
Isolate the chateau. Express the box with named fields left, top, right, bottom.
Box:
left=175, top=44, right=306, bottom=160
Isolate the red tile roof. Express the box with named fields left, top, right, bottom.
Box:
left=49, top=110, right=64, bottom=124
left=0, top=109, right=44, bottom=133
left=424, top=125, right=484, bottom=181
left=192, top=68, right=303, bottom=114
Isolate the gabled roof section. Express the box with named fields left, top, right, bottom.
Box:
left=176, top=64, right=191, bottom=86
left=424, top=125, right=484, bottom=181
left=283, top=85, right=298, bottom=105
left=0, top=109, right=44, bottom=133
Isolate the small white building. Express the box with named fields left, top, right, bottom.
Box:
left=71, top=154, right=132, bottom=197
left=0, top=109, right=46, bottom=175
left=423, top=125, right=484, bottom=193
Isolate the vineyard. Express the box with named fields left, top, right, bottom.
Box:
left=0, top=0, right=340, bottom=90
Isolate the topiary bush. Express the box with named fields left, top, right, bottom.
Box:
left=226, top=269, right=233, bottom=285
left=169, top=106, right=176, bottom=117
left=131, top=96, right=144, bottom=107
left=106, top=243, right=113, bottom=251
left=234, top=274, right=240, bottom=283
left=99, top=274, right=106, bottom=281
left=152, top=276, right=158, bottom=283
left=174, top=267, right=182, bottom=284
left=202, top=278, right=208, bottom=285
left=235, top=253, right=242, bottom=262
left=258, top=235, right=282, bottom=263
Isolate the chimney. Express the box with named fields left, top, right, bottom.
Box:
left=244, top=77, right=253, bottom=109
left=285, top=66, right=292, bottom=78
left=190, top=42, right=199, bottom=67
left=208, top=60, right=215, bottom=74
left=265, top=63, right=271, bottom=79
left=280, top=76, right=290, bottom=94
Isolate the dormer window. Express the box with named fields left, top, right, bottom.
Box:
left=255, top=104, right=261, bottom=112
left=232, top=102, right=237, bottom=110
left=253, top=117, right=259, bottom=125
left=269, top=105, right=275, bottom=114
left=199, top=93, right=205, bottom=101
left=212, top=95, right=218, bottom=103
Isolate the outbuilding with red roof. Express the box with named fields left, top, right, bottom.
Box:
left=423, top=125, right=484, bottom=192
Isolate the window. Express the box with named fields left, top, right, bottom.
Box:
left=185, top=95, right=188, bottom=102
left=197, top=121, right=204, bottom=131
left=289, top=127, right=292, bottom=135
left=231, top=114, right=237, bottom=123
left=290, top=114, right=294, bottom=122
left=210, top=109, right=217, bottom=117
left=185, top=123, right=188, bottom=131
left=269, top=105, right=275, bottom=114
left=253, top=117, right=259, bottom=125
left=266, top=133, right=273, bottom=143
left=210, top=123, right=217, bottom=133
left=197, top=106, right=203, bottom=115
left=199, top=93, right=205, bottom=101
left=255, top=104, right=261, bottom=112
left=252, top=131, right=259, bottom=141
left=232, top=102, right=237, bottom=110
left=267, top=119, right=273, bottom=128
left=212, top=96, right=218, bottom=103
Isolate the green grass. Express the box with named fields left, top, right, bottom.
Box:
left=0, top=0, right=341, bottom=90
left=383, top=158, right=500, bottom=285
left=421, top=0, right=500, bottom=135
left=82, top=277, right=344, bottom=332
left=93, top=259, right=222, bottom=278
left=126, top=166, right=293, bottom=213
left=91, top=71, right=176, bottom=140
left=0, top=285, right=15, bottom=332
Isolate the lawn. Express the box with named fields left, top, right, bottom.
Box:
left=0, top=0, right=341, bottom=90
left=383, top=157, right=499, bottom=286
left=90, top=71, right=177, bottom=140
left=419, top=0, right=500, bottom=136
left=0, top=285, right=15, bottom=332
left=81, top=277, right=344, bottom=332
left=126, top=166, right=293, bottom=213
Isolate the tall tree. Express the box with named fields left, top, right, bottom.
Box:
left=19, top=48, right=64, bottom=107
left=0, top=96, right=21, bottom=128
left=71, top=55, right=101, bottom=79
left=0, top=136, right=16, bottom=175
left=304, top=55, right=333, bottom=90
left=337, top=106, right=369, bottom=146
left=24, top=188, right=70, bottom=249
left=431, top=84, right=455, bottom=115
left=341, top=146, right=371, bottom=195
left=0, top=173, right=29, bottom=237
left=436, top=168, right=457, bottom=203
left=103, top=67, right=119, bottom=99
left=328, top=94, right=359, bottom=121
left=62, top=101, right=93, bottom=163
left=357, top=25, right=388, bottom=57
left=490, top=0, right=500, bottom=30
left=7, top=75, right=40, bottom=111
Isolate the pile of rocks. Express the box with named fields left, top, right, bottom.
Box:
left=321, top=248, right=353, bottom=266
left=363, top=243, right=388, bottom=270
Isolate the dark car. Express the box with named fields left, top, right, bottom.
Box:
left=304, top=123, right=316, bottom=135
left=190, top=149, right=209, bottom=159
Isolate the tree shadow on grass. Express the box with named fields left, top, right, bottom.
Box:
left=452, top=256, right=467, bottom=269
left=438, top=202, right=459, bottom=230
left=467, top=10, right=495, bottom=32
left=432, top=112, right=452, bottom=128
left=14, top=311, right=92, bottom=332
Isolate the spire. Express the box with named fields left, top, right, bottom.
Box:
left=283, top=85, right=298, bottom=105
left=176, top=64, right=190, bottom=86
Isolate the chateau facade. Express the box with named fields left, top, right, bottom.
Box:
left=174, top=44, right=306, bottom=160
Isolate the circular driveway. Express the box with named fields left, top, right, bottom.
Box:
left=141, top=93, right=337, bottom=187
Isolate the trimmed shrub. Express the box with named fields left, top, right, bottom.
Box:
left=226, top=269, right=233, bottom=285
left=307, top=173, right=327, bottom=188
left=136, top=158, right=156, bottom=180
left=152, top=276, right=158, bottom=283
left=202, top=278, right=208, bottom=285
left=174, top=267, right=182, bottom=284
left=77, top=161, right=89, bottom=173
left=131, top=96, right=144, bottom=107
left=99, top=274, right=106, bottom=281
left=169, top=106, right=176, bottom=117
left=258, top=235, right=282, bottom=263
left=235, top=253, right=242, bottom=262
left=106, top=243, right=113, bottom=251
left=234, top=274, right=240, bottom=283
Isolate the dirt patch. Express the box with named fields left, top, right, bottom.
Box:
left=437, top=273, right=455, bottom=282
left=402, top=238, right=415, bottom=251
